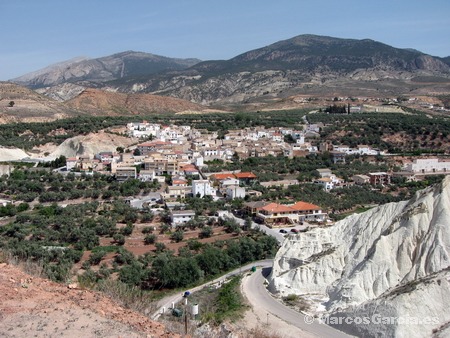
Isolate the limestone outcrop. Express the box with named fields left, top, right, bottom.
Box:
left=269, top=176, right=450, bottom=337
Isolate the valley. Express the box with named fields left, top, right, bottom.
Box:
left=1, top=33, right=450, bottom=338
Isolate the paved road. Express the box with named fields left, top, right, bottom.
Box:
left=244, top=267, right=352, bottom=338
left=152, top=260, right=352, bottom=338
left=150, top=259, right=273, bottom=320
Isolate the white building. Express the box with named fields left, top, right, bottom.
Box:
left=138, top=170, right=156, bottom=182
left=66, top=157, right=78, bottom=171
left=226, top=186, right=246, bottom=200
left=404, top=158, right=450, bottom=174
left=171, top=210, right=196, bottom=226
left=313, top=177, right=335, bottom=191
left=127, top=122, right=160, bottom=138
left=192, top=180, right=216, bottom=198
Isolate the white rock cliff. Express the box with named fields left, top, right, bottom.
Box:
left=269, top=176, right=450, bottom=337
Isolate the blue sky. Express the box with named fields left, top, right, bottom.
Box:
left=1, top=0, right=449, bottom=80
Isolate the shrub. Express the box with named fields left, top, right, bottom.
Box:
left=141, top=226, right=154, bottom=234
left=199, top=226, right=213, bottom=238
left=113, top=233, right=125, bottom=245
left=88, top=251, right=105, bottom=265
left=144, top=234, right=157, bottom=245
left=170, top=230, right=184, bottom=243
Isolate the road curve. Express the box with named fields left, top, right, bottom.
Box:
left=152, top=261, right=352, bottom=338
left=151, top=259, right=273, bottom=320
left=243, top=267, right=352, bottom=338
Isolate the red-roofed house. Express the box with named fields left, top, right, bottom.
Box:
left=291, top=201, right=327, bottom=222
left=257, top=203, right=296, bottom=226
left=254, top=200, right=327, bottom=226
left=172, top=178, right=188, bottom=187
left=181, top=164, right=199, bottom=177
left=210, top=172, right=257, bottom=185
left=212, top=173, right=236, bottom=181
left=234, top=172, right=257, bottom=179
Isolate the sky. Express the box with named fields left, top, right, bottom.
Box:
left=1, top=0, right=449, bottom=80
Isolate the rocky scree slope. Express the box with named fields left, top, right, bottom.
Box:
left=268, top=176, right=450, bottom=338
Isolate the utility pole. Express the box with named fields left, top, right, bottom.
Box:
left=184, top=307, right=188, bottom=336
left=184, top=297, right=188, bottom=337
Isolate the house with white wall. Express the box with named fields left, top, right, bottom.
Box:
left=170, top=210, right=196, bottom=226
left=192, top=180, right=216, bottom=198
left=404, top=158, right=450, bottom=175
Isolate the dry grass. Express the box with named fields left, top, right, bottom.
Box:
left=0, top=250, right=45, bottom=277
left=282, top=294, right=310, bottom=312
left=246, top=327, right=285, bottom=338
left=95, top=279, right=158, bottom=314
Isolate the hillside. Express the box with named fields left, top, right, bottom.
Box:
left=65, top=88, right=207, bottom=115
left=268, top=176, right=450, bottom=337
left=106, top=34, right=450, bottom=105
left=11, top=51, right=201, bottom=88
left=49, top=131, right=137, bottom=158
left=0, top=261, right=176, bottom=337
left=0, top=82, right=211, bottom=123
left=8, top=35, right=450, bottom=109
left=0, top=82, right=83, bottom=123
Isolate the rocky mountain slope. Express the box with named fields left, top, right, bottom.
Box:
left=8, top=34, right=450, bottom=108
left=107, top=35, right=450, bottom=105
left=11, top=51, right=200, bottom=89
left=268, top=176, right=450, bottom=337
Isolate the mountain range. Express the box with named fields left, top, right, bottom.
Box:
left=12, top=51, right=201, bottom=89
left=7, top=34, right=450, bottom=113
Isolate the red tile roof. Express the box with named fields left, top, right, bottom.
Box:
left=260, top=203, right=294, bottom=213
left=291, top=201, right=321, bottom=211
left=181, top=164, right=197, bottom=170
left=234, top=172, right=257, bottom=179
left=172, top=179, right=187, bottom=184
left=212, top=173, right=236, bottom=180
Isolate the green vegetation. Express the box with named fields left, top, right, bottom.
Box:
left=143, top=233, right=278, bottom=289
left=205, top=152, right=390, bottom=182
left=282, top=293, right=310, bottom=312
left=308, top=111, right=450, bottom=153
left=0, top=167, right=279, bottom=291
left=0, top=169, right=159, bottom=203
left=211, top=276, right=245, bottom=324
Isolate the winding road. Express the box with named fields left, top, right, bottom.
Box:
left=243, top=266, right=352, bottom=338
left=150, top=259, right=274, bottom=320
left=152, top=260, right=351, bottom=337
